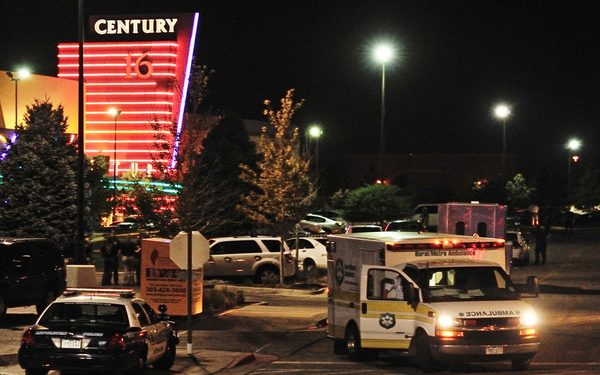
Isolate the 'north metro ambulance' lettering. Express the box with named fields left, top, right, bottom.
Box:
left=94, top=18, right=178, bottom=35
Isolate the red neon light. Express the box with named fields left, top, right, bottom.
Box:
left=87, top=92, right=174, bottom=96
left=86, top=101, right=173, bottom=105
left=58, top=14, right=198, bottom=175
left=59, top=42, right=178, bottom=48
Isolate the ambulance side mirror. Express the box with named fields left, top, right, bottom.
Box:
left=527, top=276, right=540, bottom=297
left=406, top=283, right=419, bottom=309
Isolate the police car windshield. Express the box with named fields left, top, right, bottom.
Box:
left=418, top=266, right=520, bottom=302
left=40, top=303, right=128, bottom=325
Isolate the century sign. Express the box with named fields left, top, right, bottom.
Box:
left=93, top=18, right=179, bottom=35
left=59, top=12, right=199, bottom=177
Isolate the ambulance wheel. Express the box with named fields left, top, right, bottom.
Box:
left=345, top=325, right=365, bottom=361
left=415, top=332, right=438, bottom=372
left=511, top=358, right=531, bottom=371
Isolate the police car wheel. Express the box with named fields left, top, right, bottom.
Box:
left=345, top=325, right=365, bottom=361
left=153, top=339, right=176, bottom=370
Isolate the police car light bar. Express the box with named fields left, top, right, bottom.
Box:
left=63, top=288, right=136, bottom=298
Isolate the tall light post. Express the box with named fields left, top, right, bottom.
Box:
left=373, top=43, right=395, bottom=181
left=308, top=125, right=323, bottom=177
left=5, top=68, right=31, bottom=127
left=108, top=108, right=122, bottom=218
left=566, top=138, right=581, bottom=204
left=494, top=103, right=511, bottom=185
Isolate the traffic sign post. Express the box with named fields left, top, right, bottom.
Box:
left=169, top=231, right=210, bottom=356
left=169, top=231, right=210, bottom=269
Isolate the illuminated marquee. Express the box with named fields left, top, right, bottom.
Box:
left=57, top=13, right=199, bottom=176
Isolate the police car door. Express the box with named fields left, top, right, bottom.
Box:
left=359, top=266, right=417, bottom=350
left=132, top=302, right=167, bottom=362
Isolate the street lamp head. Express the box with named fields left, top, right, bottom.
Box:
left=16, top=68, right=31, bottom=80
left=494, top=104, right=511, bottom=120
left=567, top=138, right=581, bottom=151
left=373, top=43, right=394, bottom=64
left=108, top=108, right=122, bottom=117
left=308, top=125, right=323, bottom=139
left=6, top=68, right=31, bottom=81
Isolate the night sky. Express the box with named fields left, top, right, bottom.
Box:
left=2, top=0, right=600, bottom=161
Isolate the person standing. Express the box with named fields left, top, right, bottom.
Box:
left=534, top=225, right=548, bottom=265
left=420, top=207, right=430, bottom=230
left=529, top=204, right=540, bottom=226
left=121, top=237, right=137, bottom=286
left=133, top=235, right=142, bottom=286
left=101, top=232, right=121, bottom=286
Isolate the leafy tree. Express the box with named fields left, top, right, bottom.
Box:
left=0, top=99, right=77, bottom=245
left=343, top=184, right=411, bottom=223
left=239, top=89, right=316, bottom=236
left=572, top=168, right=600, bottom=208
left=505, top=173, right=534, bottom=211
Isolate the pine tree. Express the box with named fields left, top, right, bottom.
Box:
left=239, top=89, right=316, bottom=236
left=0, top=99, right=77, bottom=245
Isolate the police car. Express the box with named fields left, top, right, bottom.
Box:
left=18, top=288, right=179, bottom=374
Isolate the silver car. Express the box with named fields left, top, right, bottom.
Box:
left=206, top=236, right=296, bottom=284
left=506, top=230, right=531, bottom=266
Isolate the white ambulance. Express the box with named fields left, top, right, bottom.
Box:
left=327, top=231, right=540, bottom=372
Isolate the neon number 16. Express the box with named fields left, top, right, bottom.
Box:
left=125, top=51, right=153, bottom=79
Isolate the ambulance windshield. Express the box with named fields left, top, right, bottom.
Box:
left=420, top=266, right=520, bottom=302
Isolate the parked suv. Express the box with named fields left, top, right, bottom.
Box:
left=0, top=238, right=66, bottom=317
left=206, top=236, right=296, bottom=284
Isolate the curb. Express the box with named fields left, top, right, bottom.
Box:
left=226, top=353, right=256, bottom=368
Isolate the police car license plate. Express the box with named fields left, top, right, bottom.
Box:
left=485, top=346, right=503, bottom=355
left=61, top=339, right=82, bottom=349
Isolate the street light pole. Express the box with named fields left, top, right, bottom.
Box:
left=379, top=63, right=386, bottom=181
left=493, top=103, right=511, bottom=186
left=373, top=43, right=394, bottom=182
left=108, top=108, right=122, bottom=219
left=566, top=138, right=581, bottom=204
left=308, top=125, right=323, bottom=178
left=5, top=68, right=31, bottom=127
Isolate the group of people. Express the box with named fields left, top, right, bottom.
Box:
left=101, top=231, right=142, bottom=286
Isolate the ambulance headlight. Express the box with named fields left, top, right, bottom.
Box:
left=520, top=310, right=539, bottom=327
left=437, top=314, right=457, bottom=328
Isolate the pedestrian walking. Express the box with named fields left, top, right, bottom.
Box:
left=101, top=232, right=121, bottom=286
left=534, top=225, right=548, bottom=265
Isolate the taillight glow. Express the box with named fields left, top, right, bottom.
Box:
left=107, top=333, right=126, bottom=349
left=21, top=329, right=36, bottom=347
